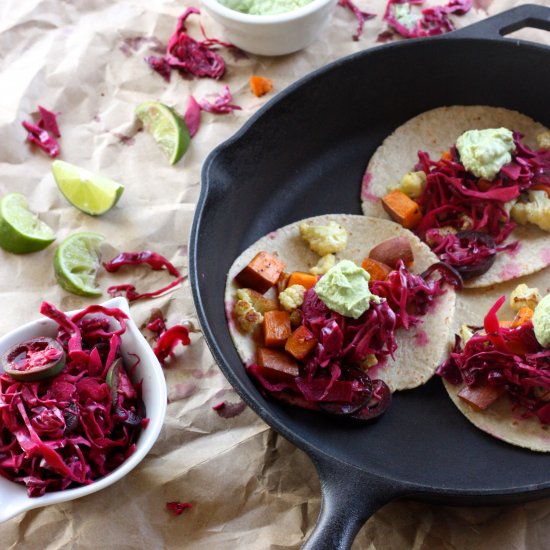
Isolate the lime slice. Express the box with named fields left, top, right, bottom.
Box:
left=52, top=160, right=124, bottom=216
left=135, top=101, right=190, bottom=165
left=0, top=193, right=56, bottom=254
left=54, top=232, right=104, bottom=296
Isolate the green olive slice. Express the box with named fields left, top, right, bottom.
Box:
left=1, top=336, right=66, bottom=381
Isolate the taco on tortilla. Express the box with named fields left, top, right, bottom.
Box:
left=225, top=214, right=458, bottom=421
left=438, top=281, right=550, bottom=452
left=361, top=105, right=550, bottom=288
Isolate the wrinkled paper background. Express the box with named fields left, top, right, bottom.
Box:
left=1, top=0, right=550, bottom=548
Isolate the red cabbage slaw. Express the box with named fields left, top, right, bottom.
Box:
left=247, top=260, right=455, bottom=418
left=413, top=134, right=550, bottom=269
left=383, top=0, right=472, bottom=38
left=145, top=7, right=227, bottom=81
left=437, top=296, right=550, bottom=424
left=0, top=303, right=146, bottom=497
left=103, top=251, right=184, bottom=302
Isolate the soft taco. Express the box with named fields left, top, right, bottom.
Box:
left=439, top=271, right=550, bottom=452
left=225, top=214, right=457, bottom=421
left=361, top=105, right=550, bottom=288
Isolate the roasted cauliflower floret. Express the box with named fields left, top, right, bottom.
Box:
left=509, top=283, right=541, bottom=311
left=310, top=254, right=336, bottom=276
left=236, top=288, right=278, bottom=313
left=279, top=284, right=306, bottom=312
left=398, top=171, right=427, bottom=199
left=234, top=299, right=263, bottom=332
left=511, top=190, right=550, bottom=232
left=537, top=131, right=550, bottom=150
left=299, top=221, right=348, bottom=256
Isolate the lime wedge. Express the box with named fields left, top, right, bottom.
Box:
left=0, top=193, right=56, bottom=254
left=54, top=232, right=104, bottom=296
left=135, top=101, right=190, bottom=165
left=52, top=160, right=124, bottom=216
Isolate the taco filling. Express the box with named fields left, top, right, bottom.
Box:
left=226, top=215, right=458, bottom=421
left=438, top=286, right=550, bottom=451
left=381, top=129, right=550, bottom=280
left=361, top=106, right=550, bottom=288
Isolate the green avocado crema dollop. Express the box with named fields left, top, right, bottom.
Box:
left=533, top=294, right=550, bottom=348
left=314, top=259, right=380, bottom=319
left=455, top=128, right=515, bottom=181
left=217, top=0, right=314, bottom=15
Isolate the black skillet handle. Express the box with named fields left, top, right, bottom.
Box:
left=301, top=454, right=403, bottom=550
left=448, top=3, right=550, bottom=41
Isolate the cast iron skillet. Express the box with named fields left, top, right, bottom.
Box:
left=190, top=5, right=550, bottom=549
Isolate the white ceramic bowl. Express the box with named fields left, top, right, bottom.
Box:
left=0, top=297, right=167, bottom=523
left=201, top=0, right=339, bottom=56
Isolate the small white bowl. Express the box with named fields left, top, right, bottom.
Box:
left=0, top=297, right=167, bottom=523
left=201, top=0, right=339, bottom=56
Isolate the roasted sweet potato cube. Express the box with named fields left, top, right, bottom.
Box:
left=287, top=271, right=318, bottom=291
left=458, top=384, right=505, bottom=411
left=360, top=257, right=392, bottom=281
left=235, top=251, right=285, bottom=294
left=264, top=310, right=292, bottom=348
left=257, top=348, right=299, bottom=380
left=381, top=190, right=423, bottom=229
left=285, top=325, right=317, bottom=360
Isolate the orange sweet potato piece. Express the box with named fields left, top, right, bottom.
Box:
left=287, top=271, right=318, bottom=291
left=285, top=325, right=317, bottom=360
left=250, top=75, right=273, bottom=97
left=257, top=348, right=299, bottom=380
left=499, top=320, right=513, bottom=328
left=369, top=236, right=414, bottom=268
left=511, top=307, right=534, bottom=328
left=264, top=310, right=291, bottom=348
left=440, top=150, right=452, bottom=161
left=235, top=251, right=285, bottom=294
left=381, top=190, right=422, bottom=229
left=458, top=384, right=505, bottom=411
left=360, top=257, right=392, bottom=281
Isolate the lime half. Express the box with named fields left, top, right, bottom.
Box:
left=54, top=232, right=104, bottom=296
left=52, top=160, right=124, bottom=216
left=0, top=193, right=56, bottom=254
left=135, top=101, right=190, bottom=165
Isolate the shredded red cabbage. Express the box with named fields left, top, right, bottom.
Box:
left=103, top=251, right=183, bottom=302
left=0, top=303, right=146, bottom=497
left=145, top=8, right=226, bottom=81
left=184, top=96, right=202, bottom=137
left=166, top=501, right=193, bottom=515
left=370, top=260, right=451, bottom=329
left=152, top=326, right=191, bottom=366
left=383, top=0, right=472, bottom=38
left=22, top=106, right=61, bottom=158
left=437, top=296, right=550, bottom=424
left=198, top=85, right=242, bottom=114
left=338, top=0, right=376, bottom=41
left=413, top=134, right=550, bottom=269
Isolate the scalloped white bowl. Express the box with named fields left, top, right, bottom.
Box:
left=201, top=0, right=338, bottom=56
left=0, top=297, right=167, bottom=523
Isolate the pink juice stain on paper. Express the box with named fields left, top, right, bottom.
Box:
left=361, top=172, right=378, bottom=202
left=168, top=382, right=198, bottom=403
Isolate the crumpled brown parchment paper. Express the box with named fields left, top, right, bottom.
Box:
left=1, top=0, right=549, bottom=548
